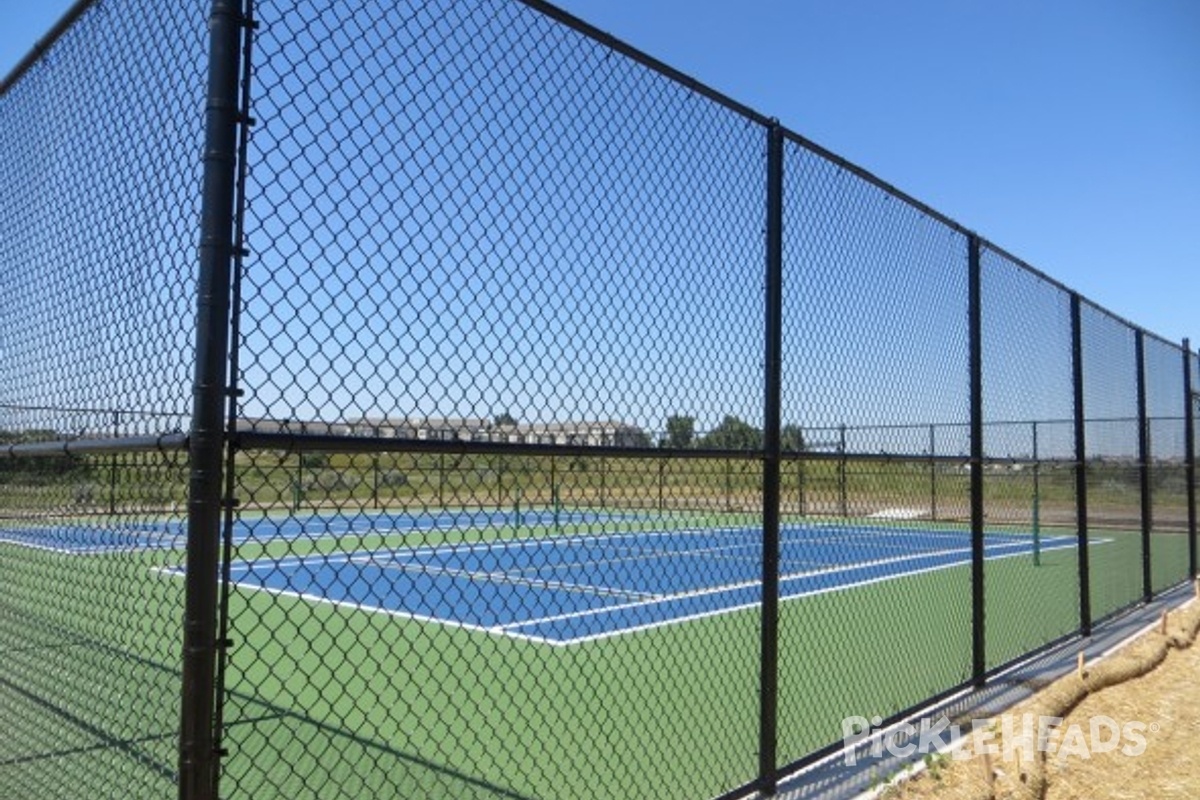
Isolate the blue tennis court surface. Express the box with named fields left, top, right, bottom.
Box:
left=0, top=508, right=627, bottom=554
left=163, top=521, right=1081, bottom=646
left=0, top=520, right=186, bottom=553
left=7, top=509, right=1084, bottom=645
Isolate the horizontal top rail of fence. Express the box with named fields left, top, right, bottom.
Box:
left=0, top=3, right=1195, bottom=800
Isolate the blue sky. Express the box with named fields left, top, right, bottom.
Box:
left=4, top=0, right=1195, bottom=348
left=546, top=0, right=1200, bottom=346
left=0, top=3, right=72, bottom=81
left=2, top=0, right=1196, bottom=447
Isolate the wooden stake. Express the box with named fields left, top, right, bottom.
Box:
left=1077, top=651, right=1086, bottom=680
left=981, top=749, right=995, bottom=788
left=1160, top=610, right=1169, bottom=635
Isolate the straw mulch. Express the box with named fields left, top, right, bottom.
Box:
left=878, top=588, right=1200, bottom=800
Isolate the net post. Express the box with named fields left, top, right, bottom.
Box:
left=1032, top=420, right=1041, bottom=567
left=551, top=454, right=560, bottom=529
left=968, top=234, right=986, bottom=686
left=496, top=454, right=506, bottom=509
left=1183, top=339, right=1196, bottom=580
left=180, top=1, right=244, bottom=797
left=929, top=423, right=937, bottom=521
left=553, top=485, right=561, bottom=533
left=797, top=457, right=806, bottom=517
left=599, top=455, right=607, bottom=509
left=109, top=409, right=120, bottom=514
left=294, top=450, right=303, bottom=513
left=514, top=485, right=522, bottom=531
left=756, top=120, right=785, bottom=796
left=438, top=451, right=446, bottom=506
left=837, top=423, right=848, bottom=517
left=725, top=456, right=734, bottom=512
left=1071, top=294, right=1091, bottom=635
left=657, top=459, right=666, bottom=512
left=372, top=454, right=380, bottom=510
left=1135, top=330, right=1152, bottom=601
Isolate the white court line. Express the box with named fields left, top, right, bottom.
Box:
left=229, top=521, right=1027, bottom=587
left=507, top=538, right=1087, bottom=646
left=149, top=563, right=570, bottom=647
left=350, top=555, right=659, bottom=601
left=0, top=531, right=182, bottom=555
left=224, top=520, right=1027, bottom=574
left=222, top=523, right=772, bottom=574
left=159, top=530, right=1103, bottom=647
left=0, top=537, right=111, bottom=555
left=492, top=545, right=989, bottom=633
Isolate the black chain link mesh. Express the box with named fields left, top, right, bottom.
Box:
left=2, top=1, right=1196, bottom=799
left=225, top=1, right=765, bottom=798
left=1079, top=304, right=1143, bottom=620
left=1193, top=360, right=1200, bottom=575
left=979, top=247, right=1078, bottom=668
left=0, top=1, right=206, bottom=797
left=238, top=0, right=766, bottom=429
left=777, top=138, right=972, bottom=764
left=0, top=7, right=203, bottom=437
left=1143, top=335, right=1189, bottom=592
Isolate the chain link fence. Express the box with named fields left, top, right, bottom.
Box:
left=1, top=1, right=1197, bottom=799
left=0, top=1, right=206, bottom=798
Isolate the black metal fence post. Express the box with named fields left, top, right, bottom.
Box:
left=1183, top=339, right=1197, bottom=580
left=1135, top=330, right=1152, bottom=602
left=1071, top=295, right=1091, bottom=635
left=968, top=235, right=986, bottom=686
left=757, top=121, right=785, bottom=796
left=179, top=1, right=244, bottom=798
left=6, top=2, right=1199, bottom=799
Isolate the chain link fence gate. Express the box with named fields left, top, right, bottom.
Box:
left=2, top=1, right=1198, bottom=799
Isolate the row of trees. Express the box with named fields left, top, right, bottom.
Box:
left=661, top=415, right=805, bottom=452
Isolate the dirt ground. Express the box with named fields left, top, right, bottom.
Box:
left=877, top=591, right=1200, bottom=800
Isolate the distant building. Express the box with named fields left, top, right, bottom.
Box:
left=515, top=421, right=647, bottom=447
left=235, top=417, right=349, bottom=436
left=235, top=416, right=647, bottom=447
